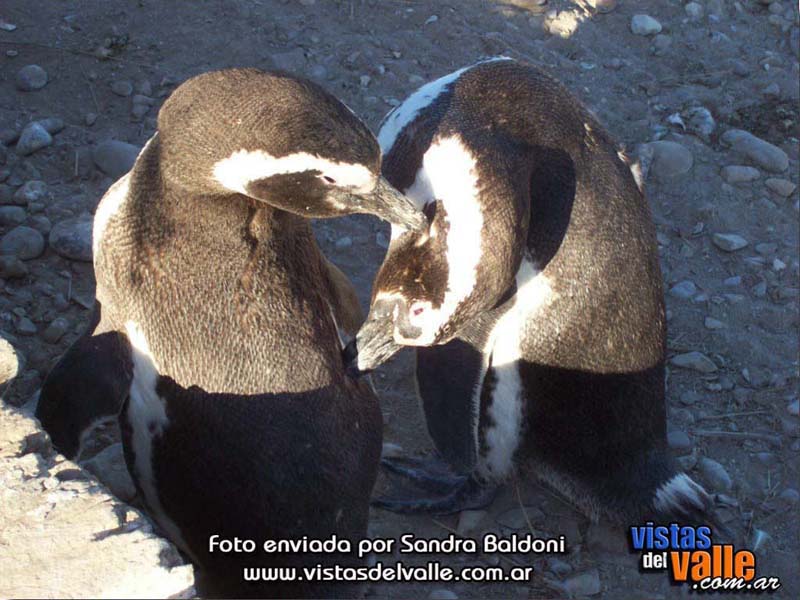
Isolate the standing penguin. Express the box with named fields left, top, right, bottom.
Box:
left=345, top=58, right=715, bottom=526
left=36, top=68, right=425, bottom=598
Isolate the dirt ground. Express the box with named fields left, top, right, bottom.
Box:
left=1, top=1, right=798, bottom=598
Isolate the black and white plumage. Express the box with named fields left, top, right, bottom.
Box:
left=345, top=58, right=714, bottom=526
left=36, top=68, right=426, bottom=598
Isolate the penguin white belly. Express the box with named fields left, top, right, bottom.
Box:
left=124, top=321, right=191, bottom=556
left=477, top=258, right=553, bottom=481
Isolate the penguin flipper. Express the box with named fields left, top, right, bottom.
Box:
left=36, top=301, right=132, bottom=459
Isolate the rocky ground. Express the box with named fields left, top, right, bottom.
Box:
left=0, top=1, right=798, bottom=598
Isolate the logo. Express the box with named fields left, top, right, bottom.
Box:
left=629, top=523, right=781, bottom=593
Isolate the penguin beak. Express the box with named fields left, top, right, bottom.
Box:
left=358, top=177, right=427, bottom=232
left=343, top=310, right=402, bottom=378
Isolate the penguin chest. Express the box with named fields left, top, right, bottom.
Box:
left=477, top=258, right=554, bottom=481
left=122, top=321, right=190, bottom=554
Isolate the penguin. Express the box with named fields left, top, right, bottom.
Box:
left=343, top=57, right=716, bottom=527
left=36, top=68, right=426, bottom=598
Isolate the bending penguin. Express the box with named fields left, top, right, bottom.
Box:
left=345, top=58, right=716, bottom=526
left=36, top=68, right=426, bottom=598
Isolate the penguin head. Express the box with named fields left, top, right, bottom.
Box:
left=156, top=68, right=425, bottom=230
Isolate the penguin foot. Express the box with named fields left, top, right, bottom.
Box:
left=374, top=457, right=497, bottom=514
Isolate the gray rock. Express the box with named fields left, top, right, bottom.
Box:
left=712, top=233, right=749, bottom=252
left=669, top=280, right=697, bottom=299
left=679, top=390, right=701, bottom=405
left=779, top=488, right=799, bottom=504
left=721, top=165, right=760, bottom=184
left=0, top=226, right=45, bottom=260
left=15, top=123, right=52, bottom=156
left=788, top=398, right=799, bottom=417
left=49, top=217, right=93, bottom=262
left=42, top=317, right=70, bottom=344
left=111, top=80, right=133, bottom=97
left=683, top=106, right=715, bottom=141
left=335, top=236, right=353, bottom=249
left=765, top=178, right=796, bottom=197
left=563, top=569, right=602, bottom=596
left=685, top=2, right=704, bottom=19
left=15, top=64, right=48, bottom=91
left=456, top=510, right=489, bottom=535
left=652, top=34, right=672, bottom=54
left=667, top=430, right=692, bottom=452
left=0, top=206, right=26, bottom=226
left=763, top=82, right=781, bottom=98
left=37, top=117, right=65, bottom=134
left=721, top=129, right=789, bottom=173
left=85, top=113, right=98, bottom=127
left=271, top=48, right=307, bottom=73
left=13, top=180, right=48, bottom=205
left=29, top=215, right=52, bottom=235
left=698, top=457, right=732, bottom=491
left=15, top=317, right=36, bottom=336
left=641, top=141, right=693, bottom=180
left=0, top=256, right=28, bottom=279
left=671, top=351, right=718, bottom=373
left=81, top=443, right=137, bottom=502
left=631, top=14, right=662, bottom=35
left=704, top=317, right=725, bottom=330
left=92, top=140, right=140, bottom=179
left=428, top=590, right=458, bottom=600
left=755, top=242, right=777, bottom=255
left=0, top=337, right=23, bottom=387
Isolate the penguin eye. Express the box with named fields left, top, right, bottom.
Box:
left=412, top=306, right=425, bottom=317
left=321, top=175, right=336, bottom=185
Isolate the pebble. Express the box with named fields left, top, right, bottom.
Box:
left=42, top=317, right=70, bottom=344
left=755, top=242, right=777, bottom=255
left=685, top=2, right=704, bottom=19
left=641, top=141, right=693, bottom=180
left=683, top=106, right=715, bottom=141
left=456, top=510, right=488, bottom=535
left=679, top=390, right=701, bottom=405
left=0, top=225, right=45, bottom=260
left=721, top=165, right=760, bottom=184
left=15, top=64, right=48, bottom=91
left=764, top=178, right=796, bottom=197
left=13, top=180, right=48, bottom=205
left=669, top=280, right=697, bottom=299
left=0, top=255, right=28, bottom=279
left=704, top=317, right=725, bottom=329
left=788, top=398, right=799, bottom=417
left=631, top=15, right=662, bottom=36
left=779, top=488, right=799, bottom=504
left=85, top=113, right=98, bottom=126
left=547, top=557, right=573, bottom=577
left=0, top=206, right=27, bottom=226
left=428, top=590, right=458, bottom=600
left=271, top=48, right=307, bottom=73
left=111, top=80, right=133, bottom=97
left=81, top=443, right=137, bottom=502
left=667, top=430, right=693, bottom=452
left=652, top=34, right=672, bottom=54
left=29, top=215, right=51, bottom=235
left=335, top=236, right=353, bottom=249
left=762, top=82, right=781, bottom=98
left=15, top=122, right=53, bottom=156
left=563, top=569, right=601, bottom=597
left=49, top=217, right=94, bottom=262
left=37, top=117, right=65, bottom=134
left=712, top=233, right=748, bottom=252
left=16, top=317, right=37, bottom=336
left=92, top=140, right=141, bottom=178
left=698, top=457, right=732, bottom=491
left=375, top=231, right=390, bottom=249
left=670, top=351, right=718, bottom=373
left=721, top=129, right=789, bottom=173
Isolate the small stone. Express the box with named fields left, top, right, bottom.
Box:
left=762, top=82, right=781, bottom=98
left=335, top=236, right=353, bottom=249
left=375, top=231, right=390, bottom=249
left=92, top=140, right=141, bottom=178
left=13, top=180, right=48, bottom=205
left=668, top=430, right=692, bottom=452
left=16, top=317, right=37, bottom=336
left=721, top=129, right=789, bottom=173
left=641, top=141, right=693, bottom=180
left=652, top=34, right=672, bottom=54
left=564, top=569, right=602, bottom=596
left=704, top=317, right=725, bottom=330
left=685, top=2, right=704, bottom=19
left=424, top=15, right=439, bottom=25
left=0, top=225, right=45, bottom=260
left=49, top=217, right=93, bottom=262
left=0, top=255, right=28, bottom=278
left=428, top=590, right=457, bottom=600
left=698, top=457, right=732, bottom=491
left=0, top=338, right=23, bottom=389
left=15, top=64, right=48, bottom=91
left=779, top=488, right=799, bottom=504
left=15, top=123, right=52, bottom=156
left=547, top=557, right=573, bottom=576
left=81, top=443, right=137, bottom=502
left=772, top=258, right=786, bottom=272
left=669, top=280, right=697, bottom=299
left=755, top=242, right=777, bottom=255
left=679, top=390, right=701, bottom=405
left=359, top=75, right=371, bottom=88
left=271, top=48, right=307, bottom=73
left=0, top=206, right=26, bottom=226
left=111, top=80, right=133, bottom=97
left=765, top=178, right=796, bottom=197
left=671, top=351, right=718, bottom=373
left=712, top=233, right=748, bottom=252
left=131, top=103, right=150, bottom=120
left=683, top=106, right=716, bottom=141
left=37, top=118, right=65, bottom=134
left=29, top=215, right=51, bottom=234
left=85, top=113, right=98, bottom=127
left=631, top=15, right=662, bottom=36
left=456, top=510, right=489, bottom=535
left=788, top=399, right=800, bottom=417
left=42, top=317, right=70, bottom=344
left=381, top=442, right=403, bottom=458
left=721, top=165, right=760, bottom=184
